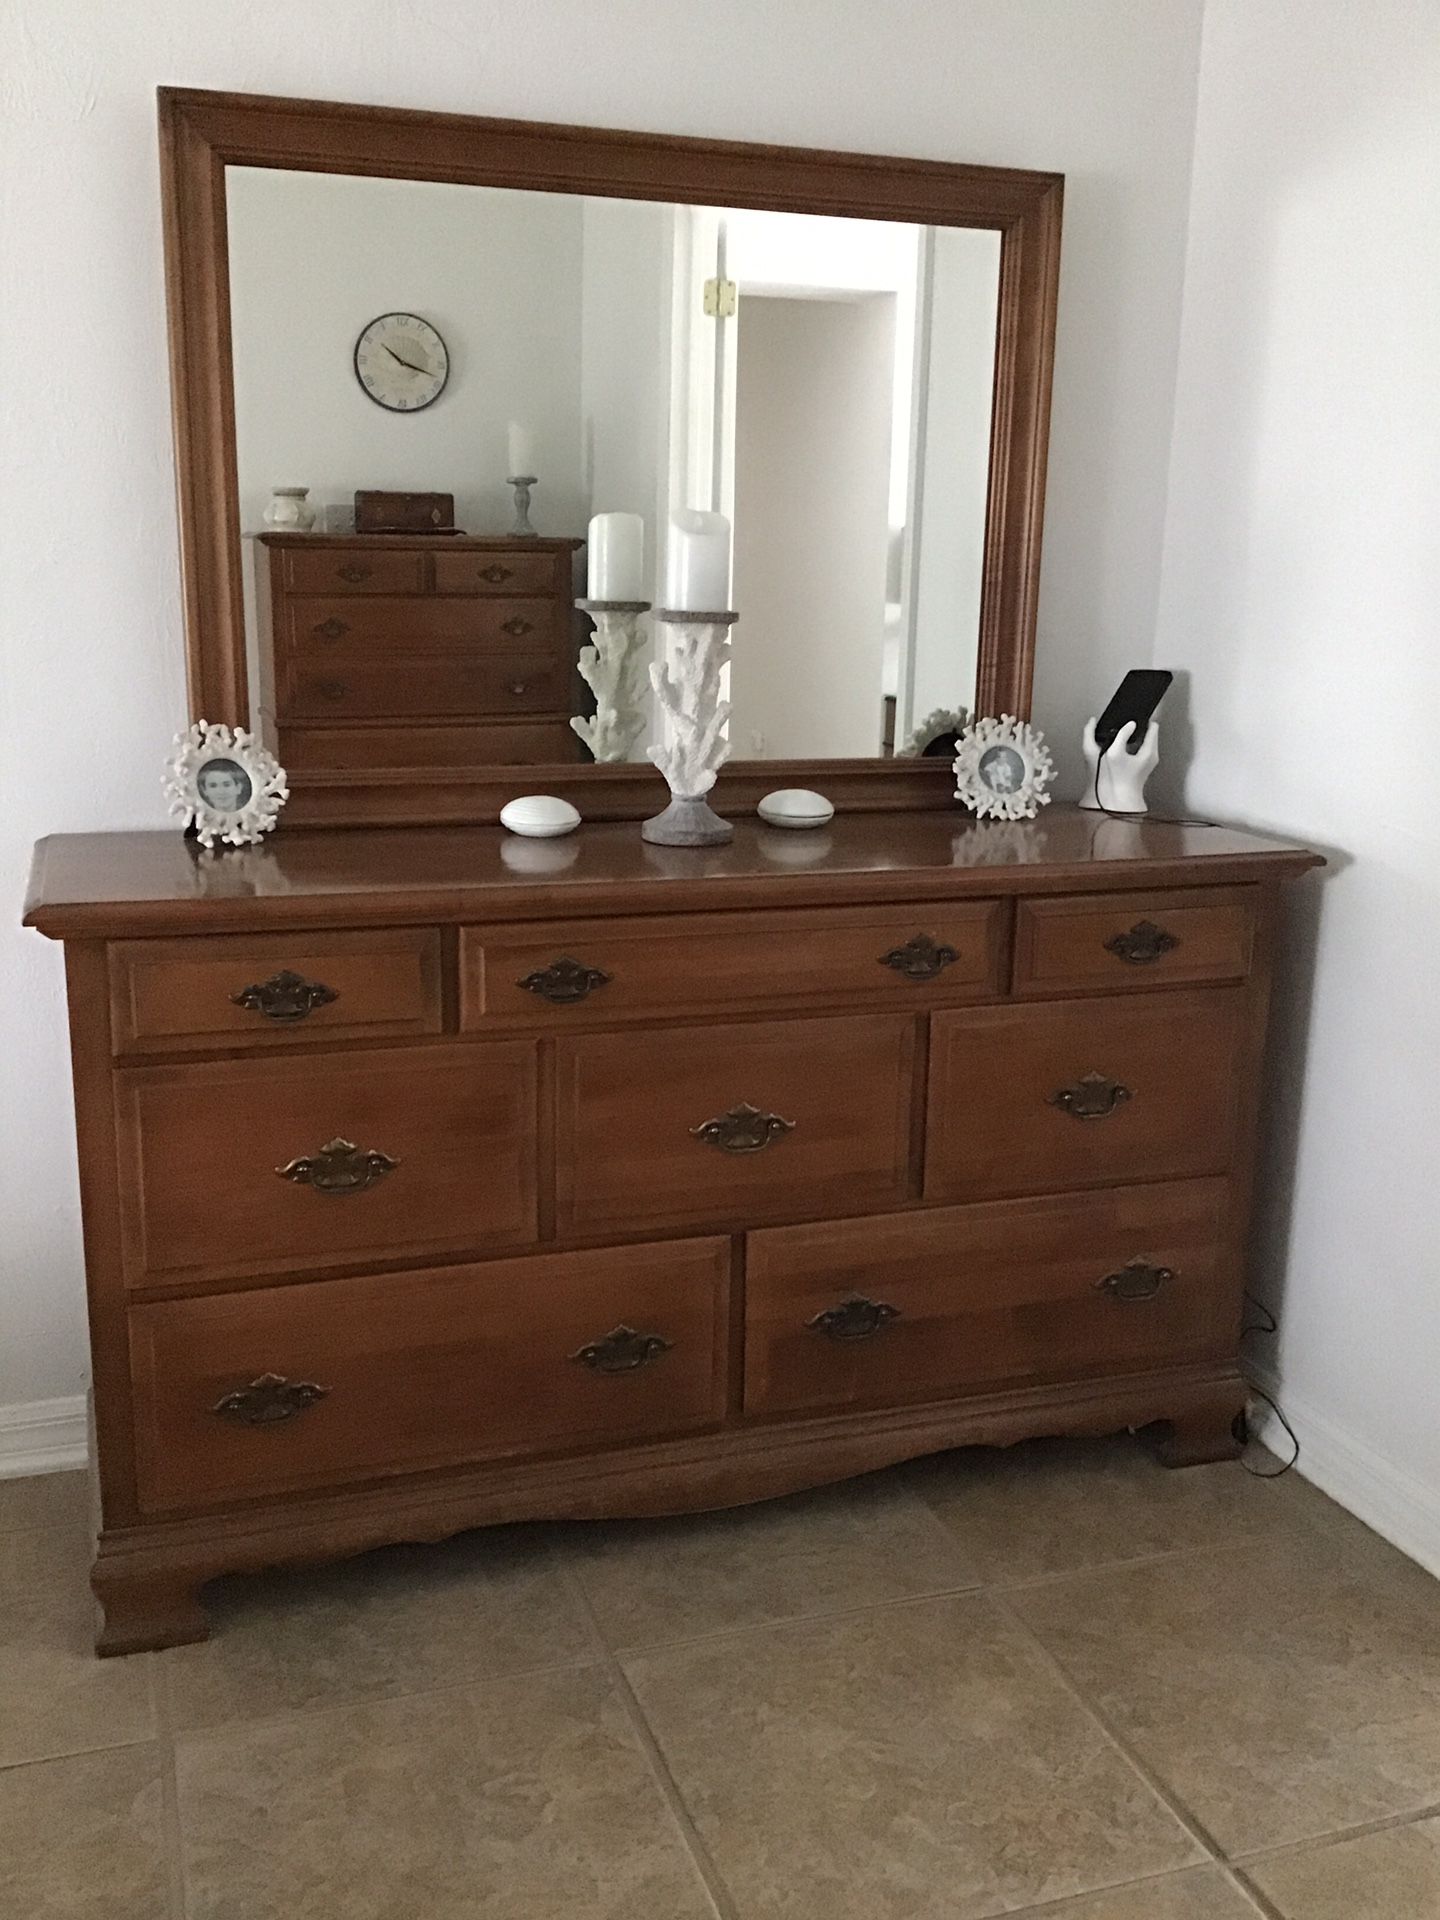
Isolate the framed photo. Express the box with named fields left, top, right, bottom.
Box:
left=953, top=714, right=1056, bottom=821
left=164, top=722, right=288, bottom=850
left=896, top=706, right=970, bottom=760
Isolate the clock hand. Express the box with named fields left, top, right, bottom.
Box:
left=382, top=344, right=431, bottom=376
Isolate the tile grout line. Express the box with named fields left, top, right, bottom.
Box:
left=1225, top=1865, right=1292, bottom=1920
left=151, top=1656, right=191, bottom=1920
left=0, top=1732, right=161, bottom=1775
left=1230, top=1799, right=1440, bottom=1867
left=549, top=1546, right=744, bottom=1920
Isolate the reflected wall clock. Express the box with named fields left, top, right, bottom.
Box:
left=353, top=312, right=450, bottom=412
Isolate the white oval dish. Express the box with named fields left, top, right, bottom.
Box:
left=756, top=787, right=835, bottom=830
left=499, top=794, right=581, bottom=839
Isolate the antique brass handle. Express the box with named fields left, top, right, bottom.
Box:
left=570, top=1325, right=672, bottom=1373
left=1096, top=1261, right=1175, bottom=1302
left=316, top=679, right=348, bottom=703
left=691, top=1103, right=795, bottom=1153
left=276, top=1137, right=398, bottom=1195
left=313, top=617, right=349, bottom=640
left=809, top=1296, right=900, bottom=1341
left=479, top=563, right=514, bottom=584
left=500, top=616, right=535, bottom=637
left=517, top=958, right=612, bottom=1004
left=212, top=1373, right=329, bottom=1426
left=1104, top=920, right=1180, bottom=966
left=878, top=934, right=959, bottom=981
left=1049, top=1071, right=1133, bottom=1121
left=507, top=681, right=531, bottom=696
left=336, top=563, right=370, bottom=584
left=231, top=970, right=338, bottom=1023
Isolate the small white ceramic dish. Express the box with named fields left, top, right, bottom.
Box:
left=499, top=794, right=581, bottom=839
left=756, top=787, right=835, bottom=830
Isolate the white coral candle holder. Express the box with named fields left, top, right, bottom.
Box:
left=571, top=600, right=652, bottom=764
left=643, top=609, right=737, bottom=846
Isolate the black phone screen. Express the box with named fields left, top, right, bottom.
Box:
left=1094, top=670, right=1173, bottom=754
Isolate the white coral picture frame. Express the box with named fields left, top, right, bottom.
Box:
left=164, top=721, right=288, bottom=850
left=953, top=714, right=1055, bottom=821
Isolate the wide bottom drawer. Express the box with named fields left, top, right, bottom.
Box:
left=744, top=1179, right=1235, bottom=1419
left=130, top=1238, right=730, bottom=1513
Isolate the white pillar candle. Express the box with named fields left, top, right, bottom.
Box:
left=507, top=422, right=536, bottom=478
left=663, top=508, right=731, bottom=613
left=587, top=512, right=645, bottom=601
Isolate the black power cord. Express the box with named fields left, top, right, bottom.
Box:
left=1237, top=1290, right=1301, bottom=1478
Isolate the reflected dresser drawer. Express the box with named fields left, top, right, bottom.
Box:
left=1013, top=888, right=1255, bottom=995
left=432, top=547, right=570, bottom=596
left=284, top=595, right=562, bottom=656
left=280, top=652, right=568, bottom=721
left=744, top=1179, right=1235, bottom=1418
left=925, top=989, right=1245, bottom=1203
left=116, top=1042, right=538, bottom=1288
left=129, top=1237, right=730, bottom=1512
left=280, top=548, right=424, bottom=595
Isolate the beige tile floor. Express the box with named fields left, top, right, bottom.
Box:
left=2, top=1437, right=1439, bottom=1918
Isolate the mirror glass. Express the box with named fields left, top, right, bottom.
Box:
left=226, top=167, right=1000, bottom=771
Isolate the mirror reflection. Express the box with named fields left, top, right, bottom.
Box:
left=227, top=167, right=1000, bottom=773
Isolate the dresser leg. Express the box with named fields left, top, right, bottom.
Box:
left=93, top=1564, right=210, bottom=1656
left=1150, top=1388, right=1246, bottom=1468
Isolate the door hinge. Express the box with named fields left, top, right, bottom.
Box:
left=703, top=276, right=738, bottom=318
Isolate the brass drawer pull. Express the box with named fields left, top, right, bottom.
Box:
left=1104, top=919, right=1180, bottom=965
left=1097, top=1261, right=1175, bottom=1302
left=337, top=563, right=371, bottom=584
left=809, top=1296, right=900, bottom=1341
left=879, top=934, right=959, bottom=981
left=231, top=970, right=338, bottom=1023
left=313, top=617, right=349, bottom=640
left=571, top=1325, right=672, bottom=1373
left=691, top=1103, right=795, bottom=1153
left=316, top=679, right=348, bottom=702
left=500, top=616, right=536, bottom=637
left=1049, top=1071, right=1132, bottom=1121
left=276, top=1137, right=398, bottom=1195
left=507, top=680, right=532, bottom=696
left=518, top=958, right=612, bottom=1004
left=479, top=564, right=514, bottom=584
left=212, top=1373, right=329, bottom=1426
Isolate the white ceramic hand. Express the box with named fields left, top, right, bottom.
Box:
left=1079, top=717, right=1160, bottom=813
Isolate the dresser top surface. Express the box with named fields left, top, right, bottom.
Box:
left=26, top=809, right=1322, bottom=941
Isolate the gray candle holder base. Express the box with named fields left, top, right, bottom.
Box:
left=641, top=794, right=734, bottom=847
left=506, top=476, right=538, bottom=538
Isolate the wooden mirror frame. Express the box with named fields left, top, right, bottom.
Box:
left=158, top=87, right=1062, bottom=827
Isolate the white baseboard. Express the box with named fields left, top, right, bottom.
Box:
left=0, top=1395, right=89, bottom=1479
left=1247, top=1365, right=1440, bottom=1581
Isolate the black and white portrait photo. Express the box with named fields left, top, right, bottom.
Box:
left=978, top=745, right=1026, bottom=795
left=195, top=757, right=254, bottom=814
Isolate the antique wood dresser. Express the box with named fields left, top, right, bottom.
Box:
left=25, top=808, right=1319, bottom=1653
left=255, top=533, right=585, bottom=776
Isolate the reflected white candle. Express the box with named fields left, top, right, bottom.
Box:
left=507, top=422, right=536, bottom=477
left=587, top=512, right=645, bottom=601
left=663, top=508, right=731, bottom=613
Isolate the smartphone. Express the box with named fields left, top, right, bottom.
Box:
left=1094, top=669, right=1173, bottom=754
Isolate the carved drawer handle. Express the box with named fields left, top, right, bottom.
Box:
left=276, top=1137, right=398, bottom=1195
left=336, top=563, right=371, bottom=583
left=507, top=681, right=532, bottom=696
left=1049, top=1071, right=1132, bottom=1121
left=316, top=679, right=348, bottom=702
left=479, top=564, right=514, bottom=584
left=518, top=958, right=612, bottom=1004
left=500, top=616, right=535, bottom=637
left=571, top=1325, right=672, bottom=1373
left=231, top=970, right=339, bottom=1023
left=879, top=934, right=959, bottom=981
left=212, top=1373, right=329, bottom=1426
left=691, top=1103, right=795, bottom=1153
left=809, top=1296, right=900, bottom=1341
left=1097, top=1260, right=1175, bottom=1302
left=1104, top=920, right=1180, bottom=965
left=313, top=617, right=349, bottom=640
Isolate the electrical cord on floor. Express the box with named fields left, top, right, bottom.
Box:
left=1237, top=1289, right=1301, bottom=1478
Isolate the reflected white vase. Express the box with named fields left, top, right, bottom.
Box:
left=263, top=486, right=315, bottom=531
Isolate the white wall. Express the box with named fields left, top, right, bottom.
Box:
left=1155, top=0, right=1440, bottom=1568
left=1, top=0, right=1205, bottom=1444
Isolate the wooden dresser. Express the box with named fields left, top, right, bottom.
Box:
left=25, top=809, right=1319, bottom=1654
left=255, top=533, right=585, bottom=774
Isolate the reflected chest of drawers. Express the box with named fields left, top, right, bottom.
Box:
left=24, top=810, right=1320, bottom=1653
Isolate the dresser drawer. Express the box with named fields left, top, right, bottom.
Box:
left=108, top=929, right=443, bottom=1055
left=280, top=652, right=568, bottom=721
left=433, top=548, right=569, bottom=596
left=745, top=1179, right=1234, bottom=1418
left=555, top=1014, right=917, bottom=1236
left=1014, top=888, right=1255, bottom=994
left=285, top=596, right=562, bottom=655
left=925, top=989, right=1244, bottom=1203
left=281, top=720, right=582, bottom=770
left=280, top=549, right=423, bottom=595
left=463, top=902, right=1006, bottom=1030
left=129, top=1237, right=729, bottom=1512
left=117, top=1043, right=537, bottom=1288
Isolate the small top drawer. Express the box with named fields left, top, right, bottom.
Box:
left=1013, top=888, right=1255, bottom=995
left=463, top=902, right=1007, bottom=1029
left=281, top=549, right=423, bottom=595
left=433, top=549, right=568, bottom=597
left=108, top=929, right=443, bottom=1056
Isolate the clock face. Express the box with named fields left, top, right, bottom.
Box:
left=353, top=312, right=450, bottom=412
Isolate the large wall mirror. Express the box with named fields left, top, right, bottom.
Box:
left=159, top=91, right=1061, bottom=826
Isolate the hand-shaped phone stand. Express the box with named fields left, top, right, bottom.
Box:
left=1079, top=718, right=1160, bottom=814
